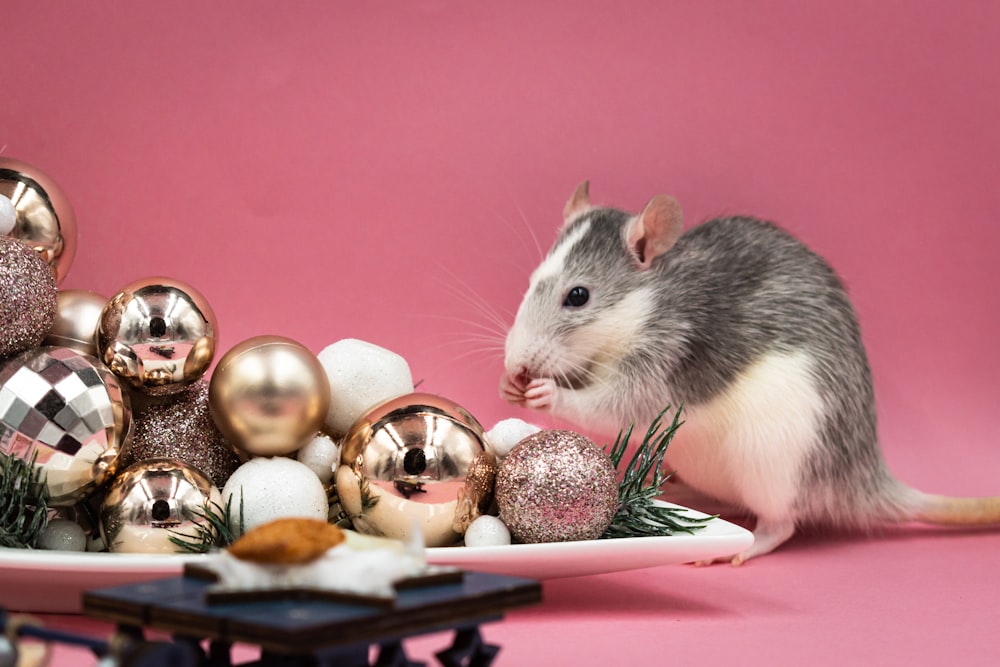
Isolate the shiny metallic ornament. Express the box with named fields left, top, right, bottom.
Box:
left=97, top=277, right=217, bottom=396
left=0, top=157, right=77, bottom=283
left=335, top=393, right=495, bottom=547
left=209, top=335, right=330, bottom=457
left=100, top=458, right=221, bottom=553
left=0, top=235, right=57, bottom=359
left=43, top=288, right=107, bottom=356
left=495, top=430, right=619, bottom=543
left=0, top=346, right=131, bottom=504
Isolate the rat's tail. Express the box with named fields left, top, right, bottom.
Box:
left=909, top=493, right=1000, bottom=525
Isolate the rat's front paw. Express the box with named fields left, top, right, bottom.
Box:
left=499, top=372, right=527, bottom=405
left=523, top=377, right=557, bottom=412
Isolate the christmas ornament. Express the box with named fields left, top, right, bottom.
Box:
left=0, top=346, right=131, bottom=505
left=485, top=418, right=541, bottom=459
left=119, top=378, right=243, bottom=487
left=96, top=276, right=217, bottom=396
left=495, top=430, right=618, bottom=543
left=0, top=194, right=14, bottom=235
left=43, top=289, right=107, bottom=356
left=0, top=235, right=57, bottom=359
left=336, top=393, right=495, bottom=547
left=99, top=458, right=221, bottom=554
left=220, top=457, right=329, bottom=537
left=0, top=157, right=77, bottom=283
left=209, top=335, right=330, bottom=457
left=464, top=515, right=512, bottom=548
left=317, top=338, right=414, bottom=436
left=296, top=432, right=340, bottom=484
left=35, top=517, right=87, bottom=551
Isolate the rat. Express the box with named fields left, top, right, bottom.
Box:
left=500, top=181, right=1000, bottom=564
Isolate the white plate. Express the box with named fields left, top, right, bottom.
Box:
left=0, top=502, right=752, bottom=613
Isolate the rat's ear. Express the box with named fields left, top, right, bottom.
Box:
left=563, top=180, right=592, bottom=222
left=625, top=195, right=684, bottom=270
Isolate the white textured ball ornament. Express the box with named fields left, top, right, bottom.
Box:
left=296, top=433, right=340, bottom=484
left=464, top=515, right=512, bottom=547
left=486, top=418, right=542, bottom=458
left=221, top=457, right=329, bottom=536
left=36, top=518, right=88, bottom=552
left=317, top=338, right=413, bottom=435
left=0, top=195, right=15, bottom=235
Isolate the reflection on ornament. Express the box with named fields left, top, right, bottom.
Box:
left=0, top=157, right=76, bottom=283
left=0, top=235, right=57, bottom=360
left=0, top=346, right=131, bottom=505
left=43, top=289, right=107, bottom=356
left=336, top=393, right=495, bottom=547
left=495, top=430, right=618, bottom=543
left=120, top=378, right=243, bottom=487
left=96, top=276, right=217, bottom=396
left=209, top=336, right=330, bottom=457
left=100, top=458, right=221, bottom=554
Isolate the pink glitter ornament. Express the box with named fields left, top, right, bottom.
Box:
left=495, top=430, right=619, bottom=543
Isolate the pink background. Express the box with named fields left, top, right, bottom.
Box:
left=4, top=1, right=1000, bottom=664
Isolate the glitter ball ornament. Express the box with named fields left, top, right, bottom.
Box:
left=221, top=457, right=329, bottom=537
left=495, top=430, right=619, bottom=543
left=0, top=346, right=131, bottom=504
left=119, top=378, right=243, bottom=487
left=97, top=276, right=218, bottom=396
left=0, top=157, right=77, bottom=284
left=0, top=235, right=58, bottom=359
left=464, top=515, right=512, bottom=548
left=100, top=458, right=221, bottom=554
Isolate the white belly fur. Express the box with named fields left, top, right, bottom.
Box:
left=665, top=350, right=824, bottom=522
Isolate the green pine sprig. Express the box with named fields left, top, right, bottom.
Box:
left=168, top=493, right=244, bottom=554
left=602, top=405, right=715, bottom=539
left=0, top=452, right=50, bottom=549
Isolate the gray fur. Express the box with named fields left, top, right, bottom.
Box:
left=542, top=209, right=914, bottom=527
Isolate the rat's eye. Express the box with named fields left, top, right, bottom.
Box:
left=563, top=286, right=590, bottom=308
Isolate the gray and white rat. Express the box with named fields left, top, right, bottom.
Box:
left=500, top=181, right=1000, bottom=564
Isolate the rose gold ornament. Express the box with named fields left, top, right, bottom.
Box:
left=0, top=157, right=77, bottom=284
left=96, top=277, right=217, bottom=396
left=99, top=458, right=222, bottom=554
left=335, top=393, right=496, bottom=547
left=209, top=336, right=330, bottom=457
left=43, top=289, right=107, bottom=356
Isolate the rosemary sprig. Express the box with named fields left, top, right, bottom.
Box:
left=0, top=452, right=50, bottom=549
left=168, top=493, right=244, bottom=554
left=601, top=405, right=715, bottom=539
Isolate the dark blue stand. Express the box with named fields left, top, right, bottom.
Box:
left=82, top=570, right=541, bottom=666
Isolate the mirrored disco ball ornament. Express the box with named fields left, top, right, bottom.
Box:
left=0, top=346, right=132, bottom=504
left=335, top=393, right=497, bottom=547
left=100, top=458, right=221, bottom=554
left=0, top=157, right=77, bottom=284
left=97, top=276, right=218, bottom=396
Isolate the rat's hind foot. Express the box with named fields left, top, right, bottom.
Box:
left=694, top=518, right=795, bottom=566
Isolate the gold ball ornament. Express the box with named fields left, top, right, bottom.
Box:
left=335, top=393, right=496, bottom=547
left=99, top=458, right=222, bottom=554
left=43, top=289, right=107, bottom=356
left=209, top=335, right=331, bottom=457
left=0, top=157, right=77, bottom=284
left=96, top=276, right=218, bottom=396
left=0, top=346, right=131, bottom=505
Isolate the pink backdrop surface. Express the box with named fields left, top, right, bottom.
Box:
left=4, top=1, right=1000, bottom=665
